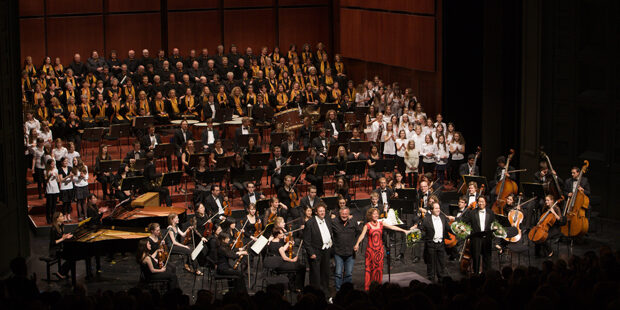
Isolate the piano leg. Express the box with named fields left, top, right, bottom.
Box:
left=70, top=260, right=77, bottom=287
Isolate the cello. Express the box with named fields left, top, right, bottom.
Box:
left=528, top=198, right=563, bottom=243
left=492, top=149, right=518, bottom=215
left=440, top=211, right=458, bottom=248
left=504, top=194, right=535, bottom=243
left=560, top=161, right=589, bottom=237
left=540, top=149, right=564, bottom=200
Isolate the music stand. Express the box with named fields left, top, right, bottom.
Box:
left=120, top=176, right=145, bottom=192
left=521, top=182, right=545, bottom=199
left=247, top=152, right=270, bottom=167
left=495, top=213, right=511, bottom=227
left=315, top=163, right=337, bottom=178
left=215, top=155, right=234, bottom=169
left=238, top=133, right=259, bottom=148
left=439, top=191, right=461, bottom=205
left=82, top=127, right=106, bottom=158
left=202, top=169, right=227, bottom=186
left=319, top=103, right=338, bottom=121
left=354, top=106, right=369, bottom=122
left=345, top=160, right=367, bottom=176
left=395, top=188, right=418, bottom=201
left=349, top=141, right=371, bottom=154
left=463, top=175, right=488, bottom=191
left=256, top=198, right=270, bottom=216
left=287, top=150, right=307, bottom=165
left=337, top=131, right=352, bottom=143
left=388, top=199, right=415, bottom=215
left=133, top=116, right=155, bottom=129
left=100, top=160, right=121, bottom=174
left=161, top=171, right=183, bottom=189
left=154, top=143, right=176, bottom=171
left=189, top=153, right=209, bottom=168
left=321, top=195, right=340, bottom=214
left=374, top=158, right=396, bottom=173
left=236, top=168, right=264, bottom=184
left=270, top=132, right=288, bottom=148
left=327, top=143, right=344, bottom=158
left=133, top=159, right=147, bottom=171
left=280, top=164, right=304, bottom=180
left=349, top=198, right=371, bottom=219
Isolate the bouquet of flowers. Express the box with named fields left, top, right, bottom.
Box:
left=451, top=221, right=472, bottom=240
left=491, top=221, right=507, bottom=239
left=406, top=228, right=422, bottom=247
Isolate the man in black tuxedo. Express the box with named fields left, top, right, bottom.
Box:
left=420, top=202, right=450, bottom=282
left=280, top=131, right=300, bottom=158
left=267, top=146, right=289, bottom=190
left=141, top=126, right=173, bottom=171
left=234, top=117, right=253, bottom=142
left=563, top=166, right=590, bottom=197
left=123, top=140, right=145, bottom=164
left=304, top=148, right=326, bottom=196
left=200, top=118, right=220, bottom=152
left=173, top=120, right=193, bottom=170
left=241, top=182, right=265, bottom=210
left=323, top=110, right=342, bottom=139
left=303, top=203, right=333, bottom=294
left=299, top=185, right=323, bottom=210
left=372, top=177, right=395, bottom=207
left=461, top=195, right=495, bottom=274
left=311, top=128, right=335, bottom=156
left=459, top=154, right=480, bottom=178
left=202, top=94, right=219, bottom=120
left=205, top=184, right=227, bottom=220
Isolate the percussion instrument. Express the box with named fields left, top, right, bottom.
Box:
left=274, top=108, right=302, bottom=130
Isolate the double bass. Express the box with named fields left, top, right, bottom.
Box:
left=492, top=149, right=518, bottom=215
left=540, top=150, right=564, bottom=200
left=560, top=161, right=589, bottom=237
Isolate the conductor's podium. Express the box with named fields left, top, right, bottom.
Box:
left=131, top=192, right=159, bottom=207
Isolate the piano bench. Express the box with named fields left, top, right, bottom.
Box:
left=39, top=256, right=60, bottom=282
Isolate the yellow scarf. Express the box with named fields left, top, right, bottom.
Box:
left=319, top=92, right=327, bottom=103
left=127, top=101, right=138, bottom=118
left=332, top=89, right=341, bottom=102
left=264, top=66, right=274, bottom=79
left=217, top=93, right=227, bottom=106
left=288, top=51, right=297, bottom=62
left=37, top=78, right=47, bottom=90
left=185, top=95, right=195, bottom=109
left=233, top=96, right=243, bottom=115
left=291, top=64, right=301, bottom=75
left=26, top=64, right=36, bottom=76
left=269, top=79, right=278, bottom=93
left=112, top=99, right=124, bottom=120
left=346, top=88, right=356, bottom=100
left=290, top=89, right=300, bottom=101
left=22, top=77, right=32, bottom=90
left=305, top=91, right=314, bottom=103
left=81, top=104, right=92, bottom=118
left=87, top=75, right=97, bottom=86
left=335, top=62, right=344, bottom=74
left=170, top=97, right=180, bottom=114
left=277, top=93, right=288, bottom=110
left=309, top=76, right=318, bottom=88
left=38, top=106, right=48, bottom=120
left=124, top=85, right=135, bottom=99
left=139, top=99, right=150, bottom=114
left=302, top=52, right=312, bottom=63
left=42, top=64, right=53, bottom=75
left=34, top=91, right=44, bottom=104
left=278, top=66, right=288, bottom=80
left=251, top=65, right=260, bottom=77
left=64, top=90, right=75, bottom=102
left=324, top=75, right=333, bottom=86
left=281, top=78, right=291, bottom=90
left=81, top=88, right=91, bottom=100
left=65, top=76, right=75, bottom=87
left=295, top=75, right=305, bottom=89
left=155, top=99, right=166, bottom=114
left=67, top=103, right=77, bottom=115
left=96, top=103, right=106, bottom=118
left=246, top=93, right=257, bottom=106
left=320, top=61, right=330, bottom=75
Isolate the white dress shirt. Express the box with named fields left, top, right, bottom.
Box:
left=248, top=193, right=257, bottom=204
left=242, top=127, right=249, bottom=135
left=214, top=195, right=224, bottom=214
left=150, top=134, right=158, bottom=147
left=431, top=215, right=444, bottom=242
left=479, top=209, right=486, bottom=231
left=330, top=121, right=339, bottom=136
left=316, top=216, right=332, bottom=249
left=206, top=130, right=215, bottom=144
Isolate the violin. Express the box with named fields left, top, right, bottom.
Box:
left=467, top=184, right=485, bottom=210
left=528, top=198, right=563, bottom=243
left=222, top=192, right=232, bottom=217
left=157, top=240, right=169, bottom=268
left=202, top=212, right=221, bottom=237
left=492, top=149, right=519, bottom=215
left=231, top=220, right=246, bottom=249
left=253, top=219, right=263, bottom=238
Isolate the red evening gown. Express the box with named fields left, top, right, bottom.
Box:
left=364, top=222, right=384, bottom=290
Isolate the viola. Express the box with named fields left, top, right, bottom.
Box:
left=492, top=149, right=519, bottom=216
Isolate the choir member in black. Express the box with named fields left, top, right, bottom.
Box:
left=564, top=166, right=590, bottom=197
left=366, top=144, right=383, bottom=188
left=193, top=156, right=209, bottom=206
left=303, top=203, right=333, bottom=294
left=265, top=227, right=306, bottom=291
left=534, top=195, right=567, bottom=258
left=123, top=140, right=145, bottom=165
left=215, top=232, right=248, bottom=292
left=461, top=196, right=495, bottom=274
left=300, top=185, right=323, bottom=210
left=136, top=239, right=179, bottom=291
left=113, top=163, right=134, bottom=201
left=141, top=126, right=173, bottom=172
left=230, top=153, right=249, bottom=195
left=311, top=128, right=334, bottom=155
left=94, top=144, right=113, bottom=199
left=173, top=120, right=193, bottom=170
left=420, top=202, right=450, bottom=282
left=166, top=213, right=202, bottom=275
left=299, top=116, right=313, bottom=149
left=143, top=152, right=172, bottom=206
left=49, top=212, right=73, bottom=279
left=331, top=206, right=360, bottom=291
left=180, top=140, right=195, bottom=175
left=58, top=157, right=74, bottom=221
left=304, top=147, right=326, bottom=196
left=267, top=146, right=289, bottom=190
left=242, top=182, right=265, bottom=210
left=280, top=131, right=299, bottom=158
left=200, top=118, right=220, bottom=151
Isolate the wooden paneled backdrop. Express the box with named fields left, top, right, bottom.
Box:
left=19, top=0, right=442, bottom=113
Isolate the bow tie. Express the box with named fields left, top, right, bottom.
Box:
left=479, top=210, right=485, bottom=214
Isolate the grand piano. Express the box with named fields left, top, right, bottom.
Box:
left=102, top=192, right=187, bottom=227
left=63, top=222, right=151, bottom=286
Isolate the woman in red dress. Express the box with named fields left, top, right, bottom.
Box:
left=354, top=202, right=415, bottom=290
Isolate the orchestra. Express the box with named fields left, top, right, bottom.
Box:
left=24, top=43, right=595, bottom=294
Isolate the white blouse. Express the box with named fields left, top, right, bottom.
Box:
left=421, top=143, right=437, bottom=163
left=449, top=142, right=465, bottom=161
left=46, top=168, right=60, bottom=194
left=66, top=151, right=80, bottom=167
left=52, top=147, right=68, bottom=162
left=73, top=166, right=89, bottom=187
left=59, top=167, right=74, bottom=190
left=382, top=130, right=397, bottom=155
left=435, top=145, right=449, bottom=165
left=395, top=138, right=408, bottom=157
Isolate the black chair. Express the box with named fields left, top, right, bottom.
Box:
left=39, top=256, right=61, bottom=282
left=260, top=255, right=295, bottom=297
left=212, top=271, right=241, bottom=297
left=506, top=242, right=531, bottom=267
left=138, top=270, right=169, bottom=294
